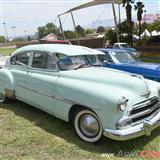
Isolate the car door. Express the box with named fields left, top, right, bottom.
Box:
left=25, top=51, right=59, bottom=114
left=10, top=51, right=32, bottom=99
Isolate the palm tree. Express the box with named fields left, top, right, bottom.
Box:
left=122, top=0, right=135, bottom=44
left=134, top=1, right=145, bottom=41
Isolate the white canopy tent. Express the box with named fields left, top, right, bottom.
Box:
left=141, top=29, right=151, bottom=38
left=58, top=0, right=122, bottom=44
left=60, top=0, right=122, bottom=15
left=151, top=30, right=160, bottom=36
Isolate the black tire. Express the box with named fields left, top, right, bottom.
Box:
left=73, top=109, right=103, bottom=143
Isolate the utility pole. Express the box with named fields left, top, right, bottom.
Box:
left=70, top=11, right=80, bottom=45
left=3, top=22, right=9, bottom=43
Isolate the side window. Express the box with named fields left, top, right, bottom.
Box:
left=115, top=44, right=119, bottom=48
left=32, top=52, right=56, bottom=70
left=98, top=52, right=113, bottom=63
left=11, top=52, right=30, bottom=66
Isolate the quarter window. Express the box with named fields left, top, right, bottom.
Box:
left=11, top=52, right=30, bottom=66
left=32, top=52, right=56, bottom=70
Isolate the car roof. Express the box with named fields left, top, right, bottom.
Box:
left=12, top=44, right=104, bottom=56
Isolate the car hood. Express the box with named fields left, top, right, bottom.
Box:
left=59, top=67, right=150, bottom=95
left=122, top=62, right=160, bottom=71
left=123, top=48, right=136, bottom=52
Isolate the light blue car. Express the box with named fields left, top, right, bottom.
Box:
left=0, top=44, right=160, bottom=143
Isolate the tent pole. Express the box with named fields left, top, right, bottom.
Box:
left=70, top=11, right=80, bottom=45
left=58, top=15, right=66, bottom=40
left=112, top=3, right=120, bottom=43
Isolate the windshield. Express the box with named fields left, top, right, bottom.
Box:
left=56, top=53, right=102, bottom=71
left=110, top=51, right=137, bottom=63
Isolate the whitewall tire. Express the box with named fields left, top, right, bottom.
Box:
left=74, top=109, right=103, bottom=143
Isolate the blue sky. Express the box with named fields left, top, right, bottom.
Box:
left=0, top=0, right=160, bottom=38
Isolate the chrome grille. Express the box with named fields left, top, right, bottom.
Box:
left=129, top=97, right=160, bottom=124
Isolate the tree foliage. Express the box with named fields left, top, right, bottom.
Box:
left=149, top=20, right=160, bottom=32
left=37, top=23, right=59, bottom=39
left=64, top=31, right=76, bottom=39
left=134, top=1, right=145, bottom=41
left=105, top=29, right=117, bottom=45
left=122, top=0, right=135, bottom=44
left=97, top=26, right=105, bottom=33
left=75, top=25, right=85, bottom=37
left=85, top=28, right=94, bottom=34
left=0, top=36, right=5, bottom=43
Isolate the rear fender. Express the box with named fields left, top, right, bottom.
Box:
left=0, top=69, right=15, bottom=99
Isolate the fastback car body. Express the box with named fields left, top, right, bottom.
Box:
left=0, top=44, right=160, bottom=143
left=98, top=48, right=160, bottom=83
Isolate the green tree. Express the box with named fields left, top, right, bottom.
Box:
left=97, top=26, right=105, bottom=33
left=37, top=23, right=59, bottom=39
left=149, top=20, right=160, bottom=32
left=85, top=28, right=94, bottom=34
left=64, top=31, right=76, bottom=39
left=75, top=25, right=85, bottom=37
left=122, top=0, right=135, bottom=44
left=0, top=36, right=5, bottom=43
left=105, top=29, right=117, bottom=45
left=134, top=1, right=145, bottom=41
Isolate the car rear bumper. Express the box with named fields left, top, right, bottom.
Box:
left=103, top=111, right=160, bottom=141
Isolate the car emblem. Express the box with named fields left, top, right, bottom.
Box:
left=140, top=91, right=151, bottom=98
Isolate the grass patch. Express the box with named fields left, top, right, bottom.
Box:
left=0, top=101, right=159, bottom=160
left=0, top=48, right=16, bottom=56
left=140, top=57, right=160, bottom=63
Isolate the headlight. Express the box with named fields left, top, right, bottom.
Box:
left=117, top=97, right=129, bottom=112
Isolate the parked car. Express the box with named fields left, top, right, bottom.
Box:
left=98, top=48, right=160, bottom=83
left=0, top=44, right=160, bottom=143
left=113, top=43, right=140, bottom=57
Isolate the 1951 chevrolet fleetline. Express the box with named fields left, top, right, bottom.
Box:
left=0, top=44, right=160, bottom=143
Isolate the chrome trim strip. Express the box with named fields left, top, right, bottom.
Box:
left=16, top=84, right=74, bottom=105
left=127, top=97, right=159, bottom=116
left=129, top=104, right=160, bottom=120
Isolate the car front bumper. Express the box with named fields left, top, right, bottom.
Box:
left=103, top=111, right=160, bottom=141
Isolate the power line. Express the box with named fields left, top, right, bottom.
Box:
left=91, top=5, right=108, bottom=29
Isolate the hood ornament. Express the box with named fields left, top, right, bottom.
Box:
left=140, top=91, right=151, bottom=98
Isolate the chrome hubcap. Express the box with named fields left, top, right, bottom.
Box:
left=79, top=114, right=100, bottom=137
left=0, top=94, right=5, bottom=102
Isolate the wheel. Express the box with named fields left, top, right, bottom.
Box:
left=74, top=109, right=103, bottom=143
left=0, top=94, right=7, bottom=103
